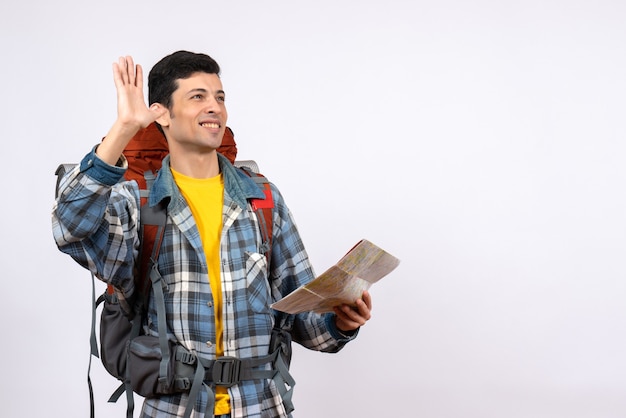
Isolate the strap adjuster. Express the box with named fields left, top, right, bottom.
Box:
left=211, top=356, right=241, bottom=387
left=175, top=347, right=196, bottom=365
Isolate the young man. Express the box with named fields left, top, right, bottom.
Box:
left=52, top=51, right=372, bottom=417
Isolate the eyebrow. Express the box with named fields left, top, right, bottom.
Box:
left=187, top=88, right=226, bottom=96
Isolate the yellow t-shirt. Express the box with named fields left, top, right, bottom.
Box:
left=171, top=168, right=230, bottom=415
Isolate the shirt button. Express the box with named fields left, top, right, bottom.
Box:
left=206, top=341, right=213, bottom=348
left=207, top=301, right=213, bottom=308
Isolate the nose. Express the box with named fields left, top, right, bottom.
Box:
left=204, top=96, right=222, bottom=114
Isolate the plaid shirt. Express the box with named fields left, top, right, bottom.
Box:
left=52, top=147, right=356, bottom=417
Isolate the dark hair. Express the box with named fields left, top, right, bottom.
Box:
left=148, top=50, right=221, bottom=109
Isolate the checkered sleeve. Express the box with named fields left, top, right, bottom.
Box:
left=52, top=148, right=141, bottom=299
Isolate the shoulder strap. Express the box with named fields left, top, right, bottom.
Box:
left=140, top=199, right=171, bottom=394
left=238, top=166, right=274, bottom=262
left=136, top=176, right=167, bottom=308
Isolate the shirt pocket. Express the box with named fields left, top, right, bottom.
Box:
left=245, top=251, right=271, bottom=314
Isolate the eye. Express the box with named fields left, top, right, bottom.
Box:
left=191, top=94, right=203, bottom=100
left=217, top=95, right=226, bottom=103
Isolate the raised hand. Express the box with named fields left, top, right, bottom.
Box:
left=97, top=56, right=167, bottom=165
left=112, top=56, right=164, bottom=131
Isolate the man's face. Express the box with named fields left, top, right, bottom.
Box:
left=161, top=72, right=228, bottom=152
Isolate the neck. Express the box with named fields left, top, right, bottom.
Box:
left=169, top=149, right=220, bottom=179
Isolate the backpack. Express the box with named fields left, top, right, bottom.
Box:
left=55, top=123, right=294, bottom=418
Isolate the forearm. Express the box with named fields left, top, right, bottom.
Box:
left=97, top=120, right=144, bottom=165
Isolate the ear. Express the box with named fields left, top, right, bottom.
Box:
left=151, top=103, right=170, bottom=128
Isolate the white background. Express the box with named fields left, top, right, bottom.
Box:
left=2, top=1, right=626, bottom=417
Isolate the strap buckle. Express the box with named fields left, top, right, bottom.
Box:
left=212, top=356, right=241, bottom=387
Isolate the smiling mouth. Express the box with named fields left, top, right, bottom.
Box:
left=200, top=122, right=220, bottom=129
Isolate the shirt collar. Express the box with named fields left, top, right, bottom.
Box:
left=148, top=153, right=266, bottom=211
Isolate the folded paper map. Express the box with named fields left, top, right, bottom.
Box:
left=271, top=239, right=400, bottom=314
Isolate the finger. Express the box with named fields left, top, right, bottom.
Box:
left=112, top=62, right=123, bottom=88
left=118, top=56, right=129, bottom=84
left=351, top=298, right=371, bottom=321
left=125, top=56, right=137, bottom=85
left=354, top=302, right=371, bottom=321
left=333, top=308, right=357, bottom=330
left=135, top=63, right=144, bottom=89
left=341, top=304, right=365, bottom=322
left=336, top=307, right=366, bottom=328
left=362, top=290, right=372, bottom=311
